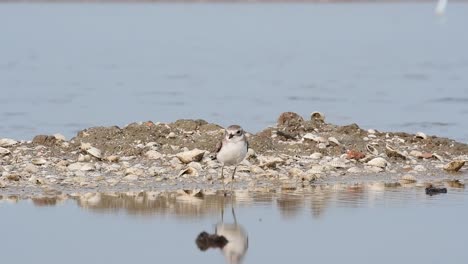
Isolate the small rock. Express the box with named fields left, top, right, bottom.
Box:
left=311, top=111, right=325, bottom=122
left=310, top=152, right=323, bottom=160
left=78, top=154, right=91, bottom=162
left=32, top=135, right=58, bottom=146
left=443, top=160, right=465, bottom=172
left=288, top=168, right=303, bottom=178
left=176, top=149, right=205, bottom=164
left=367, top=157, right=388, bottom=168
left=24, top=163, right=39, bottom=173
left=277, top=112, right=304, bottom=126
left=106, top=155, right=120, bottom=163
left=145, top=150, right=162, bottom=160
left=178, top=167, right=199, bottom=177
left=0, top=138, right=18, bottom=147
left=346, top=150, right=365, bottom=160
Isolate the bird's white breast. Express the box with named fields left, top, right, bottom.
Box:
left=216, top=140, right=248, bottom=166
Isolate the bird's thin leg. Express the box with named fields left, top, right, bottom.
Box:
left=230, top=166, right=237, bottom=194
left=220, top=165, right=225, bottom=194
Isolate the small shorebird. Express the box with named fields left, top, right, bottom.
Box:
left=215, top=125, right=249, bottom=194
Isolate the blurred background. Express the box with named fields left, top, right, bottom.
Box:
left=0, top=1, right=467, bottom=142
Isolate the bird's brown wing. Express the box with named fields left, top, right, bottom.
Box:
left=210, top=140, right=223, bottom=160
left=215, top=140, right=223, bottom=154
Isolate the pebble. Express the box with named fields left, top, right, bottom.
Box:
left=443, top=160, right=465, bottom=172
left=68, top=162, right=95, bottom=171
left=0, top=138, right=18, bottom=147
left=176, top=149, right=205, bottom=164
left=367, top=157, right=388, bottom=168
left=310, top=152, right=323, bottom=160
left=145, top=150, right=163, bottom=160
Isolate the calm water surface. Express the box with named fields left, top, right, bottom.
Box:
left=1, top=184, right=468, bottom=263
left=0, top=3, right=467, bottom=142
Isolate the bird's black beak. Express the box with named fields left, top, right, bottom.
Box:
left=228, top=134, right=234, bottom=139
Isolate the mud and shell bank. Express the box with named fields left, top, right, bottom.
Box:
left=0, top=112, right=467, bottom=197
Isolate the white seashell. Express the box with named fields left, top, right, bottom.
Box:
left=433, top=153, right=444, bottom=161
left=415, top=132, right=427, bottom=140
left=0, top=138, right=18, bottom=147
left=385, top=144, right=407, bottom=160
left=31, top=158, right=47, bottom=166
left=328, top=137, right=341, bottom=146
left=366, top=144, right=379, bottom=156
left=178, top=167, right=199, bottom=177
left=311, top=111, right=325, bottom=122
left=367, top=157, right=388, bottom=168
left=86, top=147, right=102, bottom=159
left=145, top=150, right=162, bottom=160
left=188, top=162, right=203, bottom=172
left=0, top=147, right=11, bottom=157
left=310, top=152, right=323, bottom=160
left=176, top=149, right=205, bottom=164
left=367, top=129, right=376, bottom=134
left=443, top=160, right=465, bottom=172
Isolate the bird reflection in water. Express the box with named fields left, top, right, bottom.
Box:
left=195, top=197, right=248, bottom=264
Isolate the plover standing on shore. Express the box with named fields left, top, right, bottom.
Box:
left=215, top=125, right=249, bottom=194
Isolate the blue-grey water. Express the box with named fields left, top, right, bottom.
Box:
left=1, top=185, right=467, bottom=264
left=1, top=3, right=468, bottom=142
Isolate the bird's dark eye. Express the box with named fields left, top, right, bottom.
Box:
left=237, top=130, right=241, bottom=134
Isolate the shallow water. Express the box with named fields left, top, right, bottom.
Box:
left=1, top=3, right=468, bottom=142
left=1, top=184, right=467, bottom=263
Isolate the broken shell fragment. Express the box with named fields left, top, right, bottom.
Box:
left=385, top=144, right=407, bottom=160
left=176, top=149, right=205, bottom=164
left=415, top=132, right=427, bottom=140
left=366, top=145, right=379, bottom=156
left=443, top=160, right=465, bottom=172
left=328, top=137, right=341, bottom=146
left=86, top=147, right=102, bottom=159
left=178, top=167, right=199, bottom=177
